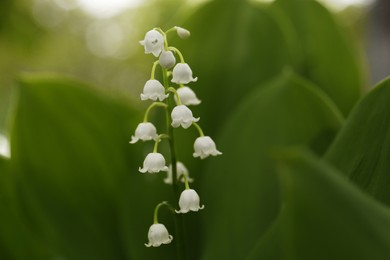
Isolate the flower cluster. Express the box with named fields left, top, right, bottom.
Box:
left=131, top=26, right=222, bottom=247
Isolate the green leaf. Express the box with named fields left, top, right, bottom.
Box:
left=324, top=77, right=390, bottom=206
left=10, top=74, right=175, bottom=259
left=272, top=0, right=363, bottom=115
left=199, top=71, right=343, bottom=260
left=273, top=148, right=390, bottom=260
left=177, top=0, right=295, bottom=134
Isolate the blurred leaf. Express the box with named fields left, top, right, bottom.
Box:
left=271, top=148, right=390, bottom=260
left=199, top=71, right=343, bottom=260
left=272, top=0, right=363, bottom=115
left=10, top=74, right=175, bottom=259
left=324, top=77, right=390, bottom=206
left=176, top=0, right=295, bottom=135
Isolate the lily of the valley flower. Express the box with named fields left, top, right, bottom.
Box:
left=164, top=161, right=194, bottom=184
left=159, top=50, right=176, bottom=69
left=175, top=189, right=204, bottom=214
left=171, top=63, right=197, bottom=84
left=175, top=86, right=201, bottom=106
left=193, top=136, right=222, bottom=159
left=141, top=80, right=169, bottom=101
left=139, top=153, right=169, bottom=173
left=171, top=105, right=199, bottom=129
left=175, top=26, right=190, bottom=39
left=130, top=122, right=158, bottom=144
left=145, top=223, right=173, bottom=247
left=139, top=30, right=165, bottom=57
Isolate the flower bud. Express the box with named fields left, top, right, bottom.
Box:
left=139, top=29, right=164, bottom=57
left=159, top=50, right=176, bottom=69
left=139, top=153, right=169, bottom=173
left=171, top=105, right=199, bottom=129
left=145, top=223, right=173, bottom=247
left=193, top=136, right=222, bottom=159
left=141, top=80, right=169, bottom=101
left=175, top=189, right=204, bottom=214
left=175, top=86, right=201, bottom=106
left=130, top=122, right=158, bottom=144
left=164, top=161, right=194, bottom=184
left=175, top=26, right=190, bottom=39
left=171, top=63, right=198, bottom=84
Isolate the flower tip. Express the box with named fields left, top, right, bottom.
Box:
left=139, top=167, right=147, bottom=173
left=139, top=40, right=145, bottom=46
left=129, top=137, right=138, bottom=144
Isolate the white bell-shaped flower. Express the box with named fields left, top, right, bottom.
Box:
left=175, top=26, right=190, bottom=39
left=193, top=136, right=222, bottom=159
left=141, top=80, right=169, bottom=101
left=130, top=122, right=158, bottom=144
left=171, top=105, right=199, bottom=129
left=175, top=86, right=201, bottom=106
left=159, top=50, right=176, bottom=69
left=139, top=30, right=165, bottom=57
left=145, top=223, right=173, bottom=247
left=171, top=63, right=198, bottom=84
left=175, top=189, right=204, bottom=214
left=164, top=161, right=194, bottom=184
left=139, top=153, right=169, bottom=173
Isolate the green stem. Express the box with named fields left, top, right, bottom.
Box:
left=192, top=122, right=204, bottom=137
left=153, top=201, right=174, bottom=224
left=143, top=102, right=168, bottom=122
left=183, top=174, right=190, bottom=190
left=167, top=87, right=182, bottom=105
left=163, top=67, right=186, bottom=260
left=155, top=27, right=169, bottom=51
left=153, top=134, right=170, bottom=153
left=169, top=47, right=185, bottom=63
left=150, top=60, right=159, bottom=80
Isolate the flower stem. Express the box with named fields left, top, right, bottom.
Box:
left=167, top=87, right=182, bottom=105
left=169, top=47, right=185, bottom=63
left=192, top=122, right=204, bottom=137
left=143, top=102, right=168, bottom=122
left=151, top=60, right=159, bottom=80
left=163, top=67, right=186, bottom=260
left=153, top=134, right=170, bottom=153
left=153, top=201, right=174, bottom=224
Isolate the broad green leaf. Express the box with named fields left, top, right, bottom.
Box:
left=273, top=148, right=390, bottom=260
left=10, top=74, right=175, bottom=260
left=176, top=0, right=295, bottom=135
left=199, top=71, right=343, bottom=260
left=272, top=0, right=363, bottom=115
left=324, top=77, right=390, bottom=206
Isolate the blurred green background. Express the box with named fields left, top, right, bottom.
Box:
left=2, top=0, right=390, bottom=259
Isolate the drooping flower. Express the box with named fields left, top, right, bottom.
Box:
left=171, top=63, right=197, bottom=84
left=145, top=223, right=173, bottom=247
left=193, top=136, right=222, bottom=159
left=164, top=161, right=194, bottom=184
left=139, top=29, right=165, bottom=57
left=159, top=50, right=176, bottom=69
left=139, top=153, right=169, bottom=173
left=171, top=105, right=199, bottom=129
left=175, top=189, right=204, bottom=214
left=175, top=26, right=190, bottom=39
left=130, top=122, right=158, bottom=144
left=175, top=86, right=201, bottom=106
left=141, top=80, right=169, bottom=101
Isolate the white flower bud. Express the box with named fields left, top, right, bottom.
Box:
left=159, top=50, right=176, bottom=69
left=130, top=122, right=158, bottom=144
left=140, top=80, right=169, bottom=101
left=175, top=189, right=204, bottom=214
left=193, top=136, right=222, bottom=159
left=175, top=86, right=201, bottom=106
left=175, top=26, right=190, bottom=39
left=139, top=153, right=169, bottom=173
left=171, top=63, right=198, bottom=84
left=164, top=161, right=194, bottom=185
left=145, top=223, right=173, bottom=247
left=171, top=105, right=199, bottom=129
left=139, top=29, right=165, bottom=57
